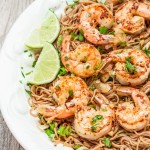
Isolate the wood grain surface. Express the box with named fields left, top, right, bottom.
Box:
left=0, top=0, right=34, bottom=149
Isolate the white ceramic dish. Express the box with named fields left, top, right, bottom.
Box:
left=0, top=0, right=73, bottom=149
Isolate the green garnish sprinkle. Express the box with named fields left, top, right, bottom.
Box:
left=68, top=90, right=73, bottom=97
left=125, top=56, right=136, bottom=74
left=73, top=144, right=81, bottom=150
left=92, top=115, right=104, bottom=124
left=99, top=26, right=108, bottom=34
left=57, top=125, right=72, bottom=137
left=25, top=89, right=31, bottom=96
left=102, top=137, right=111, bottom=148
left=32, top=60, right=37, bottom=67
left=64, top=56, right=68, bottom=61
left=45, top=122, right=55, bottom=139
left=119, top=41, right=126, bottom=47
left=57, top=35, right=63, bottom=45
left=58, top=66, right=67, bottom=76
left=90, top=85, right=96, bottom=91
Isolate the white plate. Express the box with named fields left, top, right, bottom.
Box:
left=0, top=0, right=73, bottom=150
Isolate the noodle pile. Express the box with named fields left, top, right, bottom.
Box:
left=28, top=0, right=150, bottom=149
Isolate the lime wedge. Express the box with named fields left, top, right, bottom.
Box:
left=28, top=43, right=60, bottom=85
left=25, top=10, right=60, bottom=49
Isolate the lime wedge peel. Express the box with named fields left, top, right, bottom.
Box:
left=28, top=43, right=60, bottom=85
left=25, top=10, right=60, bottom=49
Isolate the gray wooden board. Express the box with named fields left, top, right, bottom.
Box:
left=0, top=0, right=34, bottom=149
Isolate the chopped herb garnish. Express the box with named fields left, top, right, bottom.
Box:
left=125, top=57, right=136, bottom=74
left=102, top=108, right=107, bottom=112
left=28, top=53, right=32, bottom=57
left=92, top=115, right=104, bottom=124
left=57, top=35, right=63, bottom=45
left=78, top=30, right=84, bottom=41
left=66, top=0, right=79, bottom=8
left=66, top=64, right=69, bottom=67
left=119, top=0, right=122, bottom=3
left=86, top=65, right=90, bottom=69
left=27, top=83, right=31, bottom=86
left=77, top=52, right=80, bottom=55
left=99, top=26, right=108, bottom=34
left=57, top=125, right=72, bottom=137
left=45, top=122, right=55, bottom=139
left=19, top=80, right=22, bottom=84
left=73, top=144, right=81, bottom=150
left=91, top=125, right=99, bottom=131
left=68, top=90, right=73, bottom=97
left=109, top=31, right=115, bottom=35
left=148, top=76, right=150, bottom=81
left=21, top=71, right=25, bottom=78
left=25, top=71, right=32, bottom=76
left=58, top=66, right=67, bottom=76
left=84, top=56, right=87, bottom=62
left=98, top=0, right=106, bottom=4
left=64, top=56, right=68, bottom=61
left=24, top=50, right=28, bottom=53
left=90, top=85, right=96, bottom=91
left=93, top=67, right=98, bottom=71
left=119, top=41, right=126, bottom=47
left=71, top=32, right=77, bottom=40
left=21, top=67, right=23, bottom=69
left=88, top=104, right=96, bottom=110
left=115, top=50, right=122, bottom=54
left=71, top=73, right=76, bottom=76
left=102, top=137, right=111, bottom=148
left=32, top=60, right=37, bottom=67
left=143, top=48, right=150, bottom=56
left=25, top=89, right=31, bottom=96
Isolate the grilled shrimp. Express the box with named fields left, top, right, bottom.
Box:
left=74, top=93, right=114, bottom=140
left=79, top=3, right=115, bottom=45
left=37, top=76, right=89, bottom=119
left=61, top=36, right=101, bottom=78
left=115, top=1, right=150, bottom=34
left=116, top=87, right=150, bottom=131
left=141, top=81, right=150, bottom=94
left=103, top=49, right=150, bottom=86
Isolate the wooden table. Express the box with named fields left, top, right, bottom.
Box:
left=0, top=1, right=34, bottom=149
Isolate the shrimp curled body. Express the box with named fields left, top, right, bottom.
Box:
left=103, top=49, right=150, bottom=86
left=37, top=76, right=89, bottom=119
left=116, top=87, right=150, bottom=131
left=74, top=93, right=114, bottom=140
left=115, top=1, right=150, bottom=34
left=79, top=3, right=115, bottom=45
left=61, top=36, right=101, bottom=78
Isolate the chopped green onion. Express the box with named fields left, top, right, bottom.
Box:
left=57, top=125, right=72, bottom=137
left=25, top=89, right=31, bottom=96
left=58, top=67, right=67, bottom=76
left=119, top=0, right=122, bottom=3
left=99, top=26, right=108, bottom=34
left=102, top=137, right=111, bottom=148
left=92, top=115, right=104, bottom=124
left=109, top=31, right=115, bottom=35
left=73, top=144, right=81, bottom=150
left=57, top=35, right=63, bottom=45
left=45, top=122, right=55, bottom=139
left=148, top=76, right=150, bottom=81
left=28, top=53, right=32, bottom=57
left=71, top=32, right=77, bottom=40
left=86, top=65, right=90, bottom=69
left=98, top=0, right=106, bottom=4
left=25, top=71, right=32, bottom=76
left=21, top=71, right=25, bottom=78
left=89, top=85, right=96, bottom=91
left=66, top=64, right=69, bottom=67
left=84, top=56, right=87, bottom=62
left=119, top=41, right=126, bottom=47
left=125, top=57, right=136, bottom=74
left=66, top=0, right=79, bottom=8
left=143, top=48, right=150, bottom=56
left=78, top=30, right=84, bottom=41
left=32, top=60, right=37, bottom=67
left=24, top=50, right=28, bottom=53
left=102, top=108, right=107, bottom=112
left=93, top=67, right=98, bottom=71
left=91, top=125, right=99, bottom=131
left=64, top=56, right=68, bottom=61
left=68, top=90, right=73, bottom=97
left=19, top=80, right=22, bottom=84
